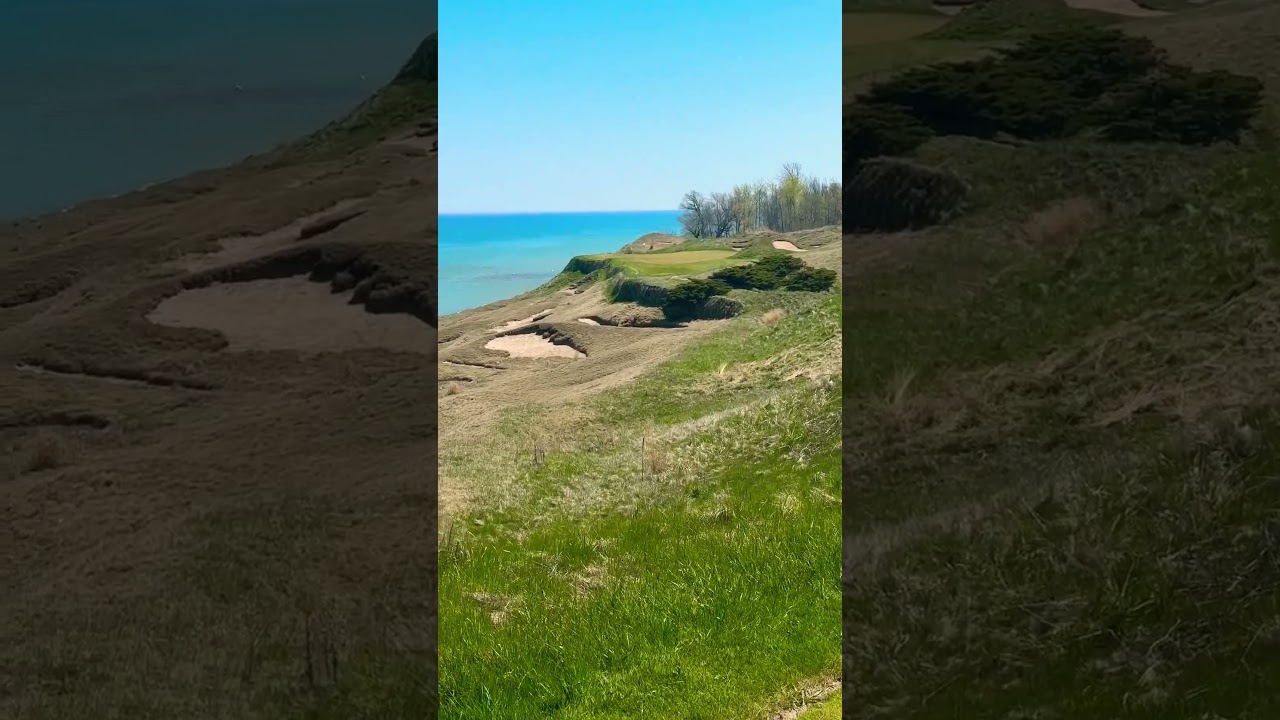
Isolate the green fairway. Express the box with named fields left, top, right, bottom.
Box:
left=842, top=12, right=989, bottom=90
left=843, top=12, right=947, bottom=46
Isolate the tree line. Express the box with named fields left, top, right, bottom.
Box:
left=677, top=164, right=842, bottom=238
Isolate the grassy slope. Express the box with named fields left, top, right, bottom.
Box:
left=267, top=33, right=437, bottom=164
left=437, top=289, right=841, bottom=718
left=843, top=1, right=1280, bottom=716
left=842, top=10, right=993, bottom=98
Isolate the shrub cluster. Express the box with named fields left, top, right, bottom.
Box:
left=846, top=158, right=968, bottom=232
left=660, top=254, right=836, bottom=320
left=844, top=28, right=1263, bottom=166
left=711, top=254, right=837, bottom=292
left=662, top=278, right=732, bottom=321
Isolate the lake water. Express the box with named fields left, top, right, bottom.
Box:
left=439, top=211, right=683, bottom=316
left=0, top=0, right=435, bottom=219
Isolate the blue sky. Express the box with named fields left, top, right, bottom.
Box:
left=439, top=1, right=839, bottom=214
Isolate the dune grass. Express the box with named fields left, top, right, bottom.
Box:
left=437, top=293, right=841, bottom=719
left=841, top=4, right=1280, bottom=710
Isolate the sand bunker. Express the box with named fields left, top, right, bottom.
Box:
left=147, top=277, right=435, bottom=354
left=484, top=334, right=585, bottom=359
left=488, top=310, right=552, bottom=333
left=1063, top=0, right=1167, bottom=16
left=772, top=241, right=806, bottom=252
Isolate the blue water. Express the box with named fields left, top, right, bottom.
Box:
left=439, top=211, right=683, bottom=316
left=0, top=0, right=435, bottom=220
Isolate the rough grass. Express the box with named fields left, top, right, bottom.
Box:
left=925, top=0, right=1120, bottom=39
left=0, top=30, right=436, bottom=720
left=438, top=294, right=841, bottom=719
left=842, top=10, right=993, bottom=101
left=841, top=3, right=1280, bottom=713
left=843, top=12, right=949, bottom=45
left=805, top=692, right=843, bottom=720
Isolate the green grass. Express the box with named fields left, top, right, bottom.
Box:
left=584, top=250, right=746, bottom=277
left=805, top=692, right=842, bottom=720
left=269, top=79, right=435, bottom=164
left=840, top=10, right=1280, bottom=711
left=844, top=12, right=949, bottom=45
left=842, top=10, right=992, bottom=92
left=604, top=292, right=840, bottom=426
left=435, top=295, right=841, bottom=719
left=925, top=0, right=1118, bottom=40
left=439, top=434, right=840, bottom=719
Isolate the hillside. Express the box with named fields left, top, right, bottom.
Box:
left=396, top=32, right=438, bottom=83
left=843, top=0, right=1280, bottom=716
left=0, top=32, right=437, bottom=719
left=437, top=225, right=843, bottom=717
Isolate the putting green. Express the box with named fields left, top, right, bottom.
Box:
left=586, top=249, right=745, bottom=277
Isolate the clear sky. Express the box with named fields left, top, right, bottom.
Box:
left=438, top=1, right=839, bottom=214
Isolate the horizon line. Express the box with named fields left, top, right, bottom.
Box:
left=439, top=209, right=678, bottom=217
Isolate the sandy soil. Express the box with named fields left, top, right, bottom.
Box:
left=0, top=66, right=438, bottom=717
left=173, top=199, right=367, bottom=272
left=436, top=226, right=844, bottom=515
left=488, top=310, right=552, bottom=333
left=773, top=240, right=807, bottom=252
left=1063, top=0, right=1168, bottom=16
left=146, top=277, right=436, bottom=355
left=578, top=317, right=601, bottom=325
left=484, top=333, right=585, bottom=359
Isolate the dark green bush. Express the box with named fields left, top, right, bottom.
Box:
left=783, top=267, right=837, bottom=292
left=708, top=264, right=759, bottom=290
left=846, top=158, right=969, bottom=232
left=847, top=27, right=1261, bottom=150
left=711, top=253, right=807, bottom=291
left=1090, top=66, right=1265, bottom=145
left=845, top=102, right=936, bottom=166
left=662, top=278, right=731, bottom=320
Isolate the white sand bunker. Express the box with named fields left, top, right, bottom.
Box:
left=488, top=310, right=552, bottom=333
left=484, top=334, right=585, bottom=359
left=1063, top=0, right=1167, bottom=16
left=772, top=240, right=806, bottom=252
left=147, top=277, right=435, bottom=354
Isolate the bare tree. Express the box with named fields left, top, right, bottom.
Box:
left=678, top=191, right=711, bottom=238
left=678, top=164, right=840, bottom=238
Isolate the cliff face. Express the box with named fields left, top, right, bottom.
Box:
left=395, top=32, right=437, bottom=84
